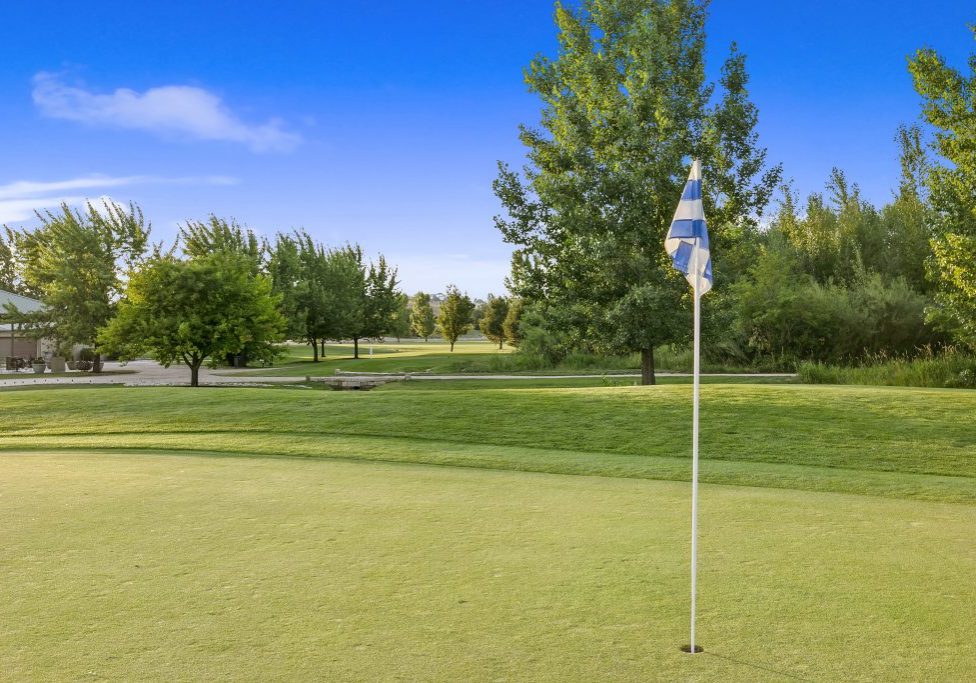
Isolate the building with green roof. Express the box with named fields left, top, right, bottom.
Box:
left=0, top=289, right=49, bottom=360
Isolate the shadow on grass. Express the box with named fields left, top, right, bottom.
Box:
left=705, top=650, right=813, bottom=681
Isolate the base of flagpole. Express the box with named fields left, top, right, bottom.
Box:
left=680, top=644, right=704, bottom=654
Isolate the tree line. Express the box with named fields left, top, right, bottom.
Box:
left=1, top=210, right=502, bottom=386
left=494, top=0, right=976, bottom=383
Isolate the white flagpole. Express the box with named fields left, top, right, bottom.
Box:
left=689, top=252, right=702, bottom=654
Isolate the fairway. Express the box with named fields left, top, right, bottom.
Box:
left=224, top=340, right=520, bottom=377
left=3, top=451, right=974, bottom=681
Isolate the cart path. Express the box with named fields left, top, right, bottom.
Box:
left=0, top=359, right=794, bottom=387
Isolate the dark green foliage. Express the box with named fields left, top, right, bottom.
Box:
left=515, top=301, right=575, bottom=365
left=478, top=295, right=509, bottom=349
left=502, top=297, right=524, bottom=347
left=470, top=299, right=487, bottom=328
left=733, top=241, right=939, bottom=366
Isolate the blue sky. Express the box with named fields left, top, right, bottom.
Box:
left=1, top=1, right=972, bottom=297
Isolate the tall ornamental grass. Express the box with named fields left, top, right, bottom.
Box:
left=798, top=349, right=976, bottom=388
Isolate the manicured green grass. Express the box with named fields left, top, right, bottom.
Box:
left=375, top=375, right=796, bottom=391
left=2, top=383, right=975, bottom=502
left=3, top=451, right=974, bottom=680
left=238, top=340, right=518, bottom=377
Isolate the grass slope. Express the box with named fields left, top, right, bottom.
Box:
left=3, top=452, right=974, bottom=681
left=2, top=383, right=975, bottom=502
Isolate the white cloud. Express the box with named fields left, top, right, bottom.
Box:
left=0, top=174, right=236, bottom=202
left=33, top=72, right=301, bottom=153
left=0, top=174, right=237, bottom=224
left=0, top=196, right=86, bottom=223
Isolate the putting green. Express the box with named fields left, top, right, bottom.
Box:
left=2, top=451, right=973, bottom=681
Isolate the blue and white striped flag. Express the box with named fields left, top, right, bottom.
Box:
left=665, top=160, right=712, bottom=295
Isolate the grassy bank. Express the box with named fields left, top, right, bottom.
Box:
left=3, top=383, right=974, bottom=502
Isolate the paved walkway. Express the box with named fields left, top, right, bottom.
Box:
left=0, top=359, right=794, bottom=388
left=0, top=360, right=301, bottom=388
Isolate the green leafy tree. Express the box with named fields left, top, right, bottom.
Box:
left=390, top=292, right=411, bottom=342
left=99, top=252, right=284, bottom=387
left=268, top=233, right=306, bottom=343
left=909, top=28, right=976, bottom=238
left=879, top=125, right=934, bottom=292
left=0, top=232, right=24, bottom=294
left=437, top=285, right=475, bottom=352
left=178, top=216, right=274, bottom=365
left=478, top=294, right=510, bottom=349
left=358, top=254, right=400, bottom=352
left=928, top=234, right=976, bottom=350
left=294, top=238, right=361, bottom=362
left=178, top=215, right=264, bottom=273
left=410, top=291, right=436, bottom=341
left=322, top=245, right=367, bottom=354
left=470, top=299, right=487, bottom=328
left=502, top=297, right=524, bottom=347
left=6, top=201, right=149, bottom=369
left=910, top=26, right=976, bottom=345
left=494, top=0, right=779, bottom=384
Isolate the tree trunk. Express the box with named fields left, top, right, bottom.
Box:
left=498, top=340, right=503, bottom=350
left=190, top=362, right=200, bottom=387
left=312, top=338, right=319, bottom=362
left=641, top=347, right=656, bottom=386
left=353, top=337, right=359, bottom=359
left=92, top=351, right=102, bottom=373
left=320, top=339, right=325, bottom=356
left=450, top=340, right=455, bottom=352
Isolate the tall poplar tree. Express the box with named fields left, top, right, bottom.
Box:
left=410, top=291, right=436, bottom=341
left=494, top=0, right=779, bottom=383
left=910, top=26, right=976, bottom=348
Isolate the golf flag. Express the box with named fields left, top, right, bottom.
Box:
left=665, top=159, right=712, bottom=295
left=667, top=159, right=710, bottom=655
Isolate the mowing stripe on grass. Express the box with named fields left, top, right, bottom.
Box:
left=3, top=436, right=974, bottom=504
